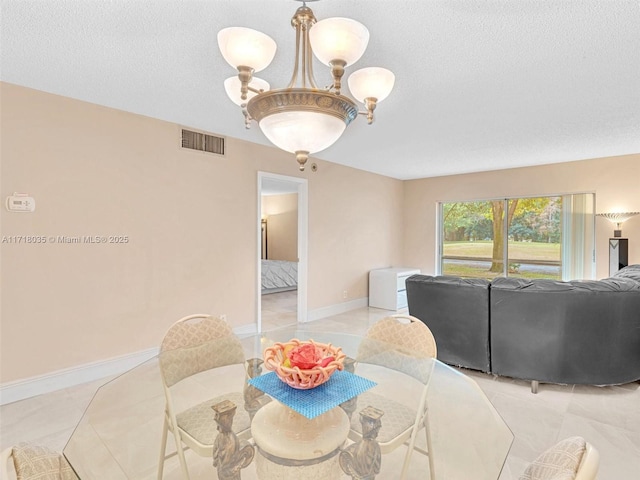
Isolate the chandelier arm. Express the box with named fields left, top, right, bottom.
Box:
left=287, top=4, right=319, bottom=89
left=237, top=66, right=255, bottom=101
left=355, top=101, right=379, bottom=124
left=301, top=24, right=308, bottom=88
left=247, top=85, right=265, bottom=94
left=364, top=97, right=378, bottom=124
left=329, top=60, right=346, bottom=95
left=356, top=111, right=373, bottom=123
left=303, top=24, right=318, bottom=89
left=242, top=107, right=252, bottom=129
left=287, top=25, right=303, bottom=88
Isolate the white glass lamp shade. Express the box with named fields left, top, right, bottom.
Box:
left=258, top=111, right=346, bottom=154
left=309, top=17, right=369, bottom=66
left=597, top=212, right=640, bottom=224
left=217, top=27, right=276, bottom=72
left=223, top=76, right=270, bottom=106
left=348, top=67, right=395, bottom=102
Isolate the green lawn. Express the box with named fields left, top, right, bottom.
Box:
left=443, top=240, right=560, bottom=261
left=443, top=240, right=561, bottom=280
left=442, top=263, right=561, bottom=280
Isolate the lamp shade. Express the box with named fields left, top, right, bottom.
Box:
left=223, top=76, right=270, bottom=106
left=596, top=212, right=640, bottom=224
left=348, top=67, right=395, bottom=102
left=309, top=17, right=369, bottom=66
left=217, top=27, right=276, bottom=72
left=258, top=111, right=347, bottom=154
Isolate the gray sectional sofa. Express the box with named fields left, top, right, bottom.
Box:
left=406, top=265, right=640, bottom=388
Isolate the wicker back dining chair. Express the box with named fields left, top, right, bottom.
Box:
left=350, top=314, right=437, bottom=480
left=519, top=436, right=599, bottom=480
left=157, top=314, right=249, bottom=480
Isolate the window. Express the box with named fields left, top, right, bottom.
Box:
left=438, top=194, right=595, bottom=280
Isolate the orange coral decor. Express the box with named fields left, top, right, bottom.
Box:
left=263, top=339, right=346, bottom=389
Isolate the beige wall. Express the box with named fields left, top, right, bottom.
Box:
left=262, top=193, right=298, bottom=261
left=403, top=155, right=640, bottom=278
left=2, top=82, right=637, bottom=384
left=0, top=83, right=404, bottom=382
left=310, top=160, right=405, bottom=303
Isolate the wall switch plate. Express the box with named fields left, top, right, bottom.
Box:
left=6, top=193, right=35, bottom=212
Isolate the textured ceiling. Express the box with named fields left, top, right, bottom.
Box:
left=2, top=0, right=639, bottom=180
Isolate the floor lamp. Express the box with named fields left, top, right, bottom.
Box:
left=597, top=212, right=639, bottom=276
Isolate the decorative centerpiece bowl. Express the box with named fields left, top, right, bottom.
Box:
left=263, top=339, right=346, bottom=389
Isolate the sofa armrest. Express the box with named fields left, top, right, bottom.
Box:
left=406, top=274, right=491, bottom=372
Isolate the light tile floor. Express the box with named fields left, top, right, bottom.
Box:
left=1, top=293, right=639, bottom=479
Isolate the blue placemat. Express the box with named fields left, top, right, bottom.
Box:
left=248, top=370, right=377, bottom=419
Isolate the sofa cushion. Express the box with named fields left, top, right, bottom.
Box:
left=491, top=276, right=640, bottom=292
left=611, top=264, right=640, bottom=282
left=490, top=275, right=640, bottom=385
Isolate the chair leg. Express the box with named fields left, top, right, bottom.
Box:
left=157, top=416, right=169, bottom=480
left=424, top=411, right=436, bottom=480
left=400, top=424, right=419, bottom=479
left=171, top=428, right=191, bottom=480
left=176, top=441, right=191, bottom=480
left=399, top=417, right=436, bottom=480
left=401, top=386, right=432, bottom=480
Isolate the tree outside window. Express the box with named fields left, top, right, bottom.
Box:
left=441, top=197, right=563, bottom=280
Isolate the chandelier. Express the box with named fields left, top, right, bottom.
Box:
left=217, top=1, right=395, bottom=171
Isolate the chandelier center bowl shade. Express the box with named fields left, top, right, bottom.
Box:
left=247, top=88, right=358, bottom=154
left=217, top=3, right=395, bottom=170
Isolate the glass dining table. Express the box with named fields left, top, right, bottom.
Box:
left=63, top=326, right=513, bottom=480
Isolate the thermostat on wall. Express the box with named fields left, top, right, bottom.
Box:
left=6, top=193, right=36, bottom=212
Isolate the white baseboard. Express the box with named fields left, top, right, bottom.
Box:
left=0, top=305, right=369, bottom=405
left=0, top=347, right=159, bottom=406
left=233, top=323, right=259, bottom=336
left=306, top=297, right=369, bottom=322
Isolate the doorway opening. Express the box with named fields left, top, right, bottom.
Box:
left=257, top=172, right=308, bottom=332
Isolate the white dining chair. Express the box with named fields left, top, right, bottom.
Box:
left=157, top=314, right=250, bottom=480
left=349, top=314, right=437, bottom=480
left=519, top=436, right=599, bottom=480
left=1, top=443, right=78, bottom=480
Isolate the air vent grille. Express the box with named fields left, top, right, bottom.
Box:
left=181, top=129, right=225, bottom=155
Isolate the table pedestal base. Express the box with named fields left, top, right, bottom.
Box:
left=251, top=400, right=350, bottom=480
left=256, top=452, right=342, bottom=480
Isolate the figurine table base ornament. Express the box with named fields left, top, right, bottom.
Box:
left=339, top=358, right=358, bottom=420
left=244, top=358, right=270, bottom=420
left=339, top=406, right=384, bottom=480
left=212, top=400, right=254, bottom=480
